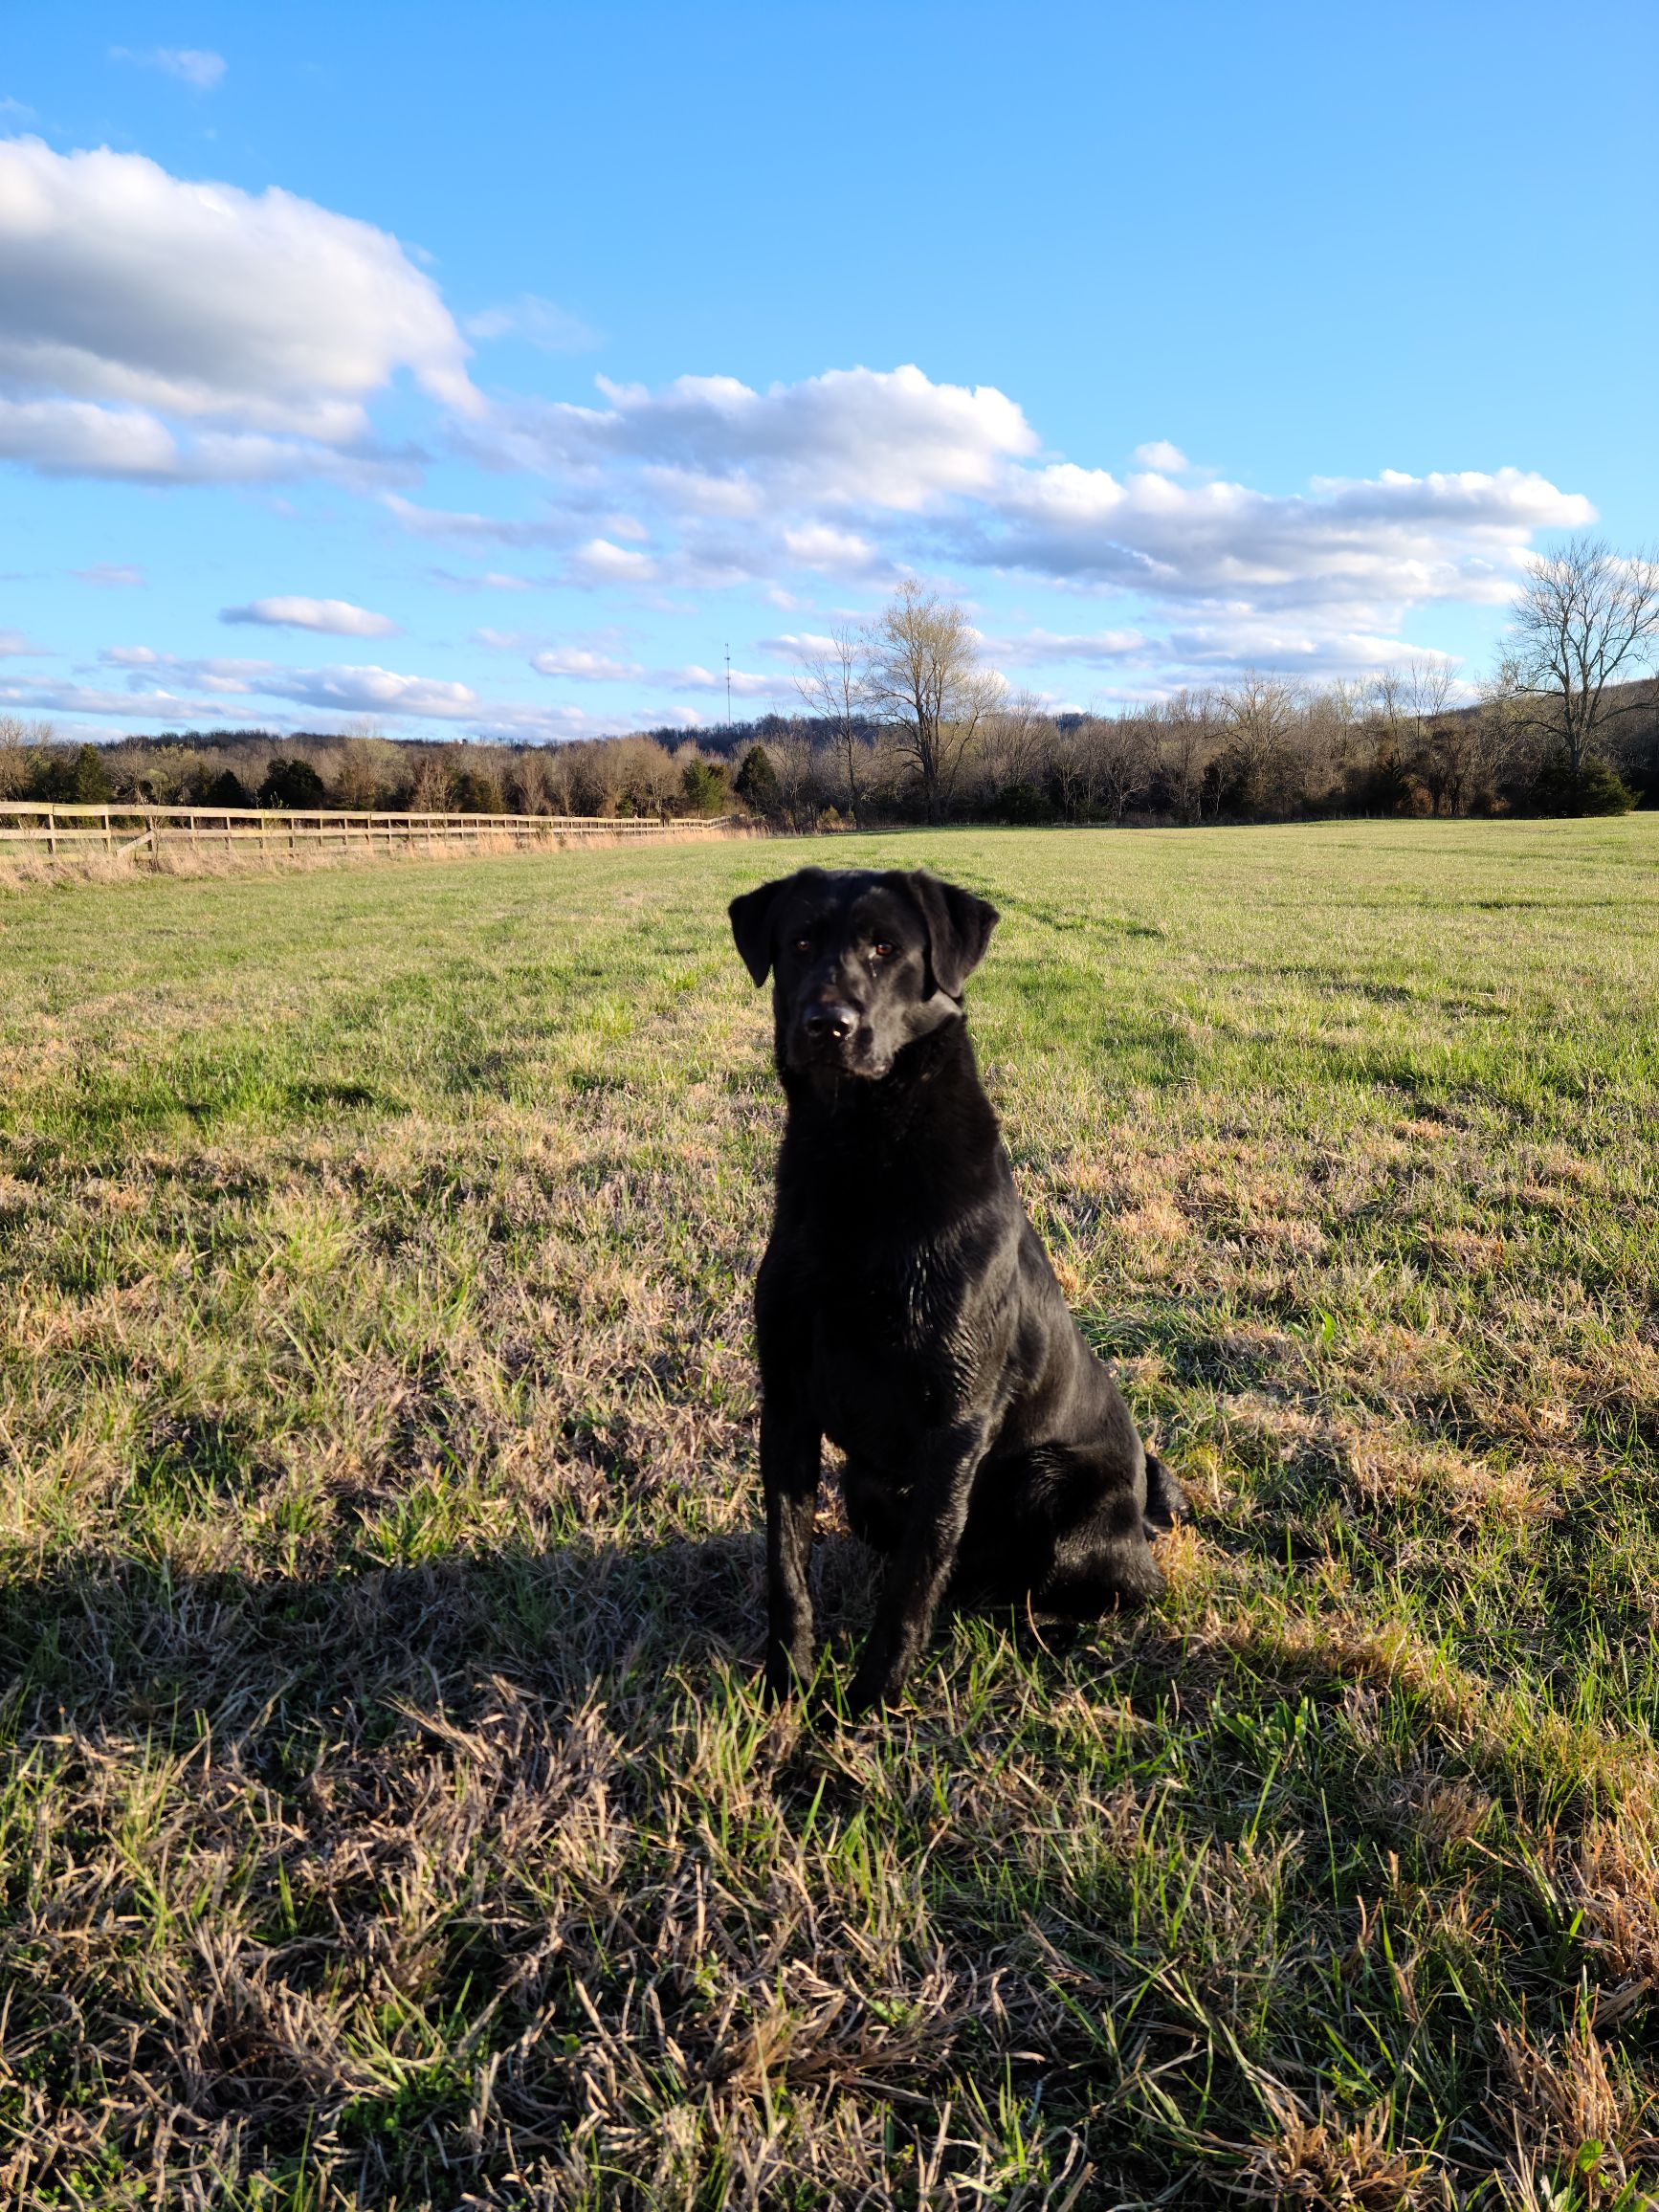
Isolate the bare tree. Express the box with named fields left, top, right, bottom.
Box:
left=1216, top=671, right=1299, bottom=813
left=1404, top=655, right=1457, bottom=729
left=1324, top=677, right=1364, bottom=774
left=974, top=688, right=1052, bottom=808
left=862, top=582, right=1002, bottom=824
left=1153, top=690, right=1220, bottom=824
left=767, top=727, right=828, bottom=832
left=0, top=714, right=53, bottom=797
left=1348, top=667, right=1418, bottom=809
left=1072, top=713, right=1153, bottom=824
left=794, top=624, right=865, bottom=823
left=1049, top=719, right=1101, bottom=822
left=409, top=752, right=454, bottom=812
left=1504, top=536, right=1659, bottom=777
left=509, top=747, right=564, bottom=815
left=1395, top=655, right=1463, bottom=813
left=330, top=733, right=404, bottom=808
left=1286, top=678, right=1360, bottom=811
left=1436, top=665, right=1522, bottom=812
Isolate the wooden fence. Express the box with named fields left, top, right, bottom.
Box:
left=0, top=801, right=740, bottom=860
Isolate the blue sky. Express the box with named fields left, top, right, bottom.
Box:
left=3, top=0, right=1654, bottom=745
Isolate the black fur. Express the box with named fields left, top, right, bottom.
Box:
left=729, top=864, right=1183, bottom=1714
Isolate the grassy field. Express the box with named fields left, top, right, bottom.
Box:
left=2, top=819, right=1658, bottom=2210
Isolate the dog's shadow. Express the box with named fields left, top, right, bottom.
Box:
left=2, top=1505, right=1127, bottom=1763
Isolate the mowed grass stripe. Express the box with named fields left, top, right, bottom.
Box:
left=1, top=819, right=1657, bottom=2208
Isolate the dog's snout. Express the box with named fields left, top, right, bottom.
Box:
left=803, top=1002, right=857, bottom=1044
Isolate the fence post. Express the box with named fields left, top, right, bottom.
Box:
left=46, top=807, right=56, bottom=859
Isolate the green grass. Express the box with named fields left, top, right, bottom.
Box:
left=2, top=819, right=1658, bottom=2209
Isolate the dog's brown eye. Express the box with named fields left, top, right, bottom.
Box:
left=793, top=937, right=812, bottom=955
left=872, top=940, right=896, bottom=960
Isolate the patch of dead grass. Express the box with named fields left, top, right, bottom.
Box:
left=1239, top=2082, right=1431, bottom=2209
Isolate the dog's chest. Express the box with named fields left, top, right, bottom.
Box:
left=807, top=1224, right=958, bottom=1341
left=804, top=1237, right=974, bottom=1440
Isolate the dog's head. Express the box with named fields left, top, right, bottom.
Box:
left=729, top=867, right=999, bottom=1081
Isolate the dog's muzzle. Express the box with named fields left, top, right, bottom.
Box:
left=789, top=1000, right=879, bottom=1074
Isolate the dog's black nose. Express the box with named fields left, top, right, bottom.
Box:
left=803, top=1002, right=857, bottom=1044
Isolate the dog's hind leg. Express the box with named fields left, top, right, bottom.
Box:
left=953, top=1442, right=1168, bottom=1624
left=1034, top=1538, right=1165, bottom=1622
left=1027, top=1473, right=1168, bottom=1623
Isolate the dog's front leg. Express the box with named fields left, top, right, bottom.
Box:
left=848, top=1418, right=989, bottom=1714
left=761, top=1399, right=821, bottom=1701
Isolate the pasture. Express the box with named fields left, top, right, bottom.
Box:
left=2, top=819, right=1657, bottom=2209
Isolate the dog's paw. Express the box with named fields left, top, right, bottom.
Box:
left=846, top=1658, right=909, bottom=1719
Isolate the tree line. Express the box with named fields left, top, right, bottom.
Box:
left=3, top=536, right=1653, bottom=830
left=0, top=724, right=745, bottom=822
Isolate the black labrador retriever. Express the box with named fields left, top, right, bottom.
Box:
left=729, top=864, right=1183, bottom=1714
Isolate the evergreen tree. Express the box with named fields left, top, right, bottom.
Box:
left=73, top=743, right=112, bottom=804
left=733, top=743, right=779, bottom=814
left=452, top=768, right=505, bottom=814
left=203, top=769, right=253, bottom=808
left=681, top=757, right=730, bottom=815
left=258, top=757, right=330, bottom=808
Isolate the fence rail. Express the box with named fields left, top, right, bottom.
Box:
left=0, top=801, right=737, bottom=859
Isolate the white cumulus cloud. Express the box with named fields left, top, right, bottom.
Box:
left=98, top=646, right=268, bottom=693
left=525, top=646, right=772, bottom=697
left=221, top=596, right=399, bottom=637
left=259, top=664, right=479, bottom=719
left=479, top=363, right=1038, bottom=512
left=668, top=663, right=773, bottom=697
left=2, top=662, right=630, bottom=744
left=530, top=646, right=643, bottom=680
left=0, top=395, right=180, bottom=477
left=781, top=522, right=881, bottom=573
left=0, top=137, right=478, bottom=481
left=991, top=628, right=1147, bottom=666
left=951, top=462, right=1595, bottom=616
left=439, top=360, right=1591, bottom=671
left=571, top=538, right=659, bottom=584
left=84, top=647, right=476, bottom=718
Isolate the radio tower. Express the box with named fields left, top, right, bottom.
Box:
left=724, top=643, right=732, bottom=729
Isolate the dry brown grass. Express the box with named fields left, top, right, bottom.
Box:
left=0, top=819, right=757, bottom=892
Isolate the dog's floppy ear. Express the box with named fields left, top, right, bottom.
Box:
left=728, top=875, right=790, bottom=985
left=908, top=871, right=1000, bottom=998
